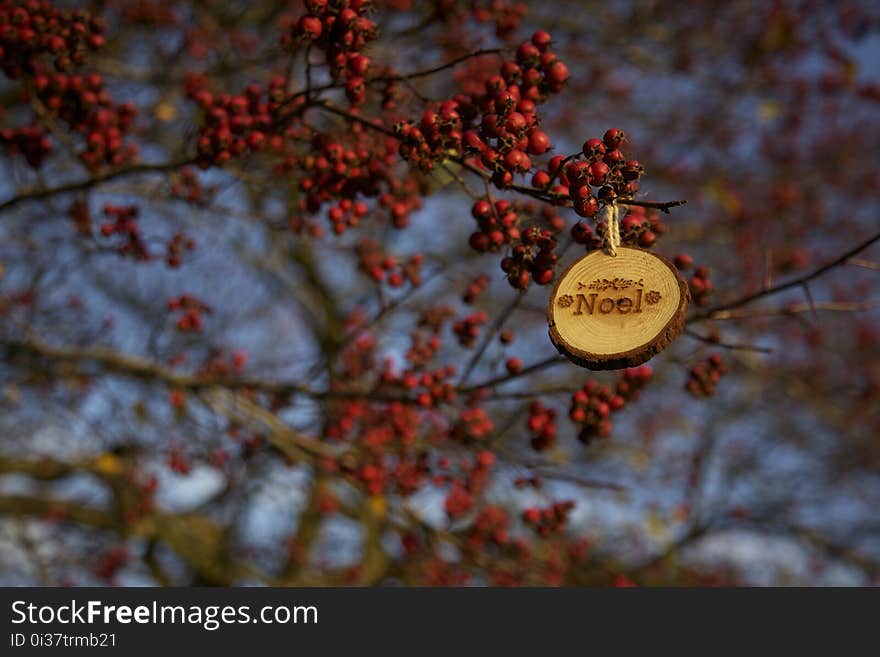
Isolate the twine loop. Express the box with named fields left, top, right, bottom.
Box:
left=600, top=201, right=622, bottom=257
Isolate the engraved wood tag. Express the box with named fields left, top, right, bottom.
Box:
left=547, top=246, right=689, bottom=370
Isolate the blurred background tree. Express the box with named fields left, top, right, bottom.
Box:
left=0, top=0, right=878, bottom=586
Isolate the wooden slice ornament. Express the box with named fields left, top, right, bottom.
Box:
left=548, top=204, right=689, bottom=370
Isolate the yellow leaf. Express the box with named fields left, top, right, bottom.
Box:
left=758, top=100, right=780, bottom=123
left=92, top=453, right=123, bottom=476
left=154, top=101, right=177, bottom=122
left=368, top=495, right=386, bottom=520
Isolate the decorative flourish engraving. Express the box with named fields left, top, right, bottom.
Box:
left=557, top=294, right=574, bottom=308
left=578, top=277, right=645, bottom=292
left=645, top=290, right=661, bottom=305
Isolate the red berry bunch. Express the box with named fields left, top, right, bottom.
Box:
left=464, top=33, right=567, bottom=187
left=169, top=166, right=212, bottom=205
left=430, top=0, right=526, bottom=40
left=196, top=349, right=249, bottom=378
left=464, top=504, right=511, bottom=553
left=121, top=1, right=180, bottom=28
left=0, top=1, right=106, bottom=78
left=526, top=400, right=558, bottom=451
left=167, top=447, right=191, bottom=474
left=685, top=354, right=727, bottom=397
left=442, top=451, right=496, bottom=520
left=500, top=226, right=557, bottom=289
left=688, top=265, right=714, bottom=306
left=95, top=545, right=128, bottom=581
left=569, top=365, right=653, bottom=445
left=569, top=220, right=604, bottom=250
left=400, top=331, right=443, bottom=368
left=467, top=198, right=521, bottom=253
left=165, top=232, right=195, bottom=268
left=619, top=205, right=666, bottom=248
left=394, top=99, right=468, bottom=171
left=355, top=238, right=423, bottom=287
left=294, top=133, right=419, bottom=232
left=193, top=82, right=277, bottom=167
left=452, top=406, right=495, bottom=443
left=453, top=310, right=488, bottom=348
left=396, top=31, right=567, bottom=183
left=167, top=294, right=211, bottom=332
left=99, top=204, right=149, bottom=260
left=470, top=1, right=527, bottom=39
left=281, top=0, right=377, bottom=105
left=532, top=128, right=644, bottom=219
left=463, top=273, right=491, bottom=304
left=32, top=70, right=137, bottom=170
left=444, top=482, right=475, bottom=519
left=522, top=500, right=575, bottom=537
left=0, top=124, right=52, bottom=167
left=382, top=364, right=457, bottom=408
left=121, top=472, right=158, bottom=527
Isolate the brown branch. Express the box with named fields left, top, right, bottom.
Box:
left=696, top=298, right=880, bottom=321
left=2, top=336, right=415, bottom=404
left=690, top=230, right=880, bottom=323
left=457, top=290, right=525, bottom=387
left=370, top=48, right=504, bottom=83
left=0, top=158, right=195, bottom=216
left=682, top=328, right=773, bottom=353
left=459, top=354, right=568, bottom=394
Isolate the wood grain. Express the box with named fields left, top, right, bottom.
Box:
left=547, top=247, right=689, bottom=370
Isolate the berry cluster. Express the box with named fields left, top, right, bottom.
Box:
left=395, top=100, right=467, bottom=171
left=196, top=349, right=249, bottom=378
left=99, top=204, right=148, bottom=260
left=687, top=265, right=714, bottom=306
left=0, top=1, right=105, bottom=78
left=466, top=505, right=511, bottom=550
left=453, top=310, right=488, bottom=348
left=526, top=400, right=558, bottom=451
left=522, top=500, right=575, bottom=537
left=569, top=219, right=604, bottom=250
left=685, top=354, right=727, bottom=397
left=294, top=133, right=420, bottom=232
left=382, top=364, right=457, bottom=408
left=569, top=365, right=653, bottom=445
left=167, top=447, right=191, bottom=475
left=452, top=406, right=495, bottom=443
left=167, top=294, right=211, bottom=332
left=396, top=30, right=567, bottom=180
left=169, top=166, right=212, bottom=205
left=32, top=70, right=137, bottom=170
left=500, top=226, right=557, bottom=289
left=282, top=0, right=377, bottom=105
left=192, top=81, right=278, bottom=167
left=534, top=129, right=643, bottom=222
left=0, top=124, right=52, bottom=167
left=165, top=232, right=195, bottom=268
left=95, top=545, right=128, bottom=581
left=619, top=205, right=666, bottom=248
left=462, top=272, right=490, bottom=304
left=401, top=330, right=443, bottom=368
left=468, top=198, right=522, bottom=253
left=442, top=451, right=496, bottom=520
left=355, top=238, right=423, bottom=287
left=463, top=31, right=567, bottom=188
left=429, top=0, right=526, bottom=40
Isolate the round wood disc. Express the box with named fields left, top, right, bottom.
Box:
left=547, top=246, right=689, bottom=370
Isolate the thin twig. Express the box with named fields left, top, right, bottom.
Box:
left=689, top=230, right=880, bottom=323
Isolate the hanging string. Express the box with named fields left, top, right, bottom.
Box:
left=600, top=201, right=622, bottom=256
